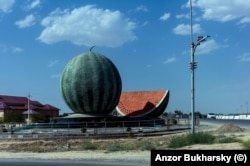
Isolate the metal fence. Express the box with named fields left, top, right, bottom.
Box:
left=0, top=118, right=192, bottom=140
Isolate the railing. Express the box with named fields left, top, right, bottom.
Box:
left=0, top=118, right=191, bottom=140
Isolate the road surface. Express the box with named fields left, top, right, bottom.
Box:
left=0, top=159, right=149, bottom=166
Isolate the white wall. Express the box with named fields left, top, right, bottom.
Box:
left=216, top=114, right=250, bottom=120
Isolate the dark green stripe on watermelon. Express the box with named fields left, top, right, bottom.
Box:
left=60, top=51, right=122, bottom=114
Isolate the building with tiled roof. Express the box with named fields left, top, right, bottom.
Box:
left=0, top=95, right=59, bottom=122
left=115, top=90, right=169, bottom=117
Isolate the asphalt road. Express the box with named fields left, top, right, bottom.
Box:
left=0, top=159, right=149, bottom=166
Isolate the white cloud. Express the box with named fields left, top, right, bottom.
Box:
left=0, top=45, right=23, bottom=54
left=190, top=0, right=250, bottom=24
left=12, top=47, right=23, bottom=53
left=15, top=14, right=35, bottom=28
left=173, top=23, right=201, bottom=35
left=181, top=39, right=218, bottom=56
left=26, top=0, right=41, bottom=10
left=136, top=5, right=148, bottom=12
left=48, top=60, right=59, bottom=67
left=0, top=0, right=15, bottom=13
left=176, top=14, right=189, bottom=19
left=163, top=57, right=176, bottom=64
left=238, top=17, right=250, bottom=24
left=195, top=39, right=219, bottom=55
left=239, top=52, right=250, bottom=62
left=38, top=5, right=137, bottom=47
left=160, top=13, right=171, bottom=21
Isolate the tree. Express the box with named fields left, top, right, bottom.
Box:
left=31, top=113, right=45, bottom=123
left=162, top=111, right=168, bottom=117
left=4, top=111, right=25, bottom=123
left=59, top=113, right=70, bottom=117
left=189, top=111, right=202, bottom=118
left=174, top=109, right=183, bottom=116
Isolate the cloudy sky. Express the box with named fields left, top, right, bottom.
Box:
left=1, top=0, right=250, bottom=115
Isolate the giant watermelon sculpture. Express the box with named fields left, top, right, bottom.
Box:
left=60, top=48, right=122, bottom=114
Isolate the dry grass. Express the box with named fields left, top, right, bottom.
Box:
left=0, top=123, right=250, bottom=152
left=0, top=135, right=175, bottom=152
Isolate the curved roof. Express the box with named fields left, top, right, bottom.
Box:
left=0, top=95, right=59, bottom=111
left=116, top=90, right=169, bottom=117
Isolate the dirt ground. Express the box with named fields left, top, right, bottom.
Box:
left=0, top=121, right=249, bottom=161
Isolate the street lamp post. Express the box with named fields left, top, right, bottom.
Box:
left=27, top=93, right=31, bottom=124
left=190, top=35, right=210, bottom=134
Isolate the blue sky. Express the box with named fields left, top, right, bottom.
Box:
left=1, top=0, right=250, bottom=115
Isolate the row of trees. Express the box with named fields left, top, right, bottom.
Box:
left=0, top=112, right=46, bottom=124
left=162, top=109, right=205, bottom=118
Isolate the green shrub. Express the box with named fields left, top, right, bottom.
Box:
left=0, top=117, right=3, bottom=123
left=186, top=132, right=215, bottom=144
left=81, top=128, right=87, bottom=133
left=106, top=143, right=135, bottom=152
left=168, top=135, right=189, bottom=148
left=126, top=127, right=132, bottom=132
left=107, top=144, right=123, bottom=152
left=128, top=132, right=134, bottom=138
left=171, top=119, right=177, bottom=124
left=2, top=128, right=8, bottom=132
left=241, top=140, right=250, bottom=149
left=168, top=132, right=215, bottom=148
left=217, top=136, right=240, bottom=144
left=138, top=141, right=156, bottom=150
left=24, top=145, right=44, bottom=152
left=82, top=141, right=97, bottom=150
left=126, top=127, right=134, bottom=138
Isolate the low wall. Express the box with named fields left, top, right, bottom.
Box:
left=216, top=114, right=250, bottom=120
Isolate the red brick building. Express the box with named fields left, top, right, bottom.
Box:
left=0, top=95, right=59, bottom=122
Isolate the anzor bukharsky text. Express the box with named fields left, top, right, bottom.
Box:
left=154, top=153, right=231, bottom=163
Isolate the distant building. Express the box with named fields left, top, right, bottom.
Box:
left=115, top=90, right=169, bottom=117
left=0, top=95, right=59, bottom=122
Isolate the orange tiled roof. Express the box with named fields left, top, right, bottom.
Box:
left=116, top=90, right=169, bottom=117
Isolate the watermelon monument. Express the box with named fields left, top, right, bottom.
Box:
left=60, top=47, right=122, bottom=115
left=13, top=48, right=169, bottom=132
left=57, top=48, right=169, bottom=127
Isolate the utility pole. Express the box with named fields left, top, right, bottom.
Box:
left=189, top=0, right=210, bottom=134
left=247, top=102, right=248, bottom=114
left=27, top=93, right=31, bottom=124
left=190, top=0, right=194, bottom=134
